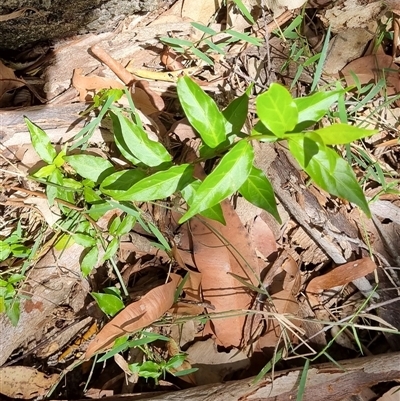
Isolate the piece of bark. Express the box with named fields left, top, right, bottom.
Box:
left=51, top=352, right=400, bottom=401
left=0, top=103, right=113, bottom=150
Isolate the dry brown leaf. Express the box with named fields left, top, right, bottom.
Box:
left=181, top=0, right=223, bottom=25
left=72, top=68, right=124, bottom=101
left=377, top=385, right=400, bottom=401
left=0, top=7, right=40, bottom=22
left=0, top=60, right=26, bottom=99
left=0, top=366, right=58, bottom=399
left=341, top=55, right=400, bottom=96
left=249, top=215, right=277, bottom=260
left=189, top=200, right=260, bottom=348
left=72, top=69, right=160, bottom=114
left=307, top=257, right=377, bottom=294
left=258, top=252, right=301, bottom=351
left=85, top=273, right=181, bottom=359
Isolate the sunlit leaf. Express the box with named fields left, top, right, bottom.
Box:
left=24, top=117, right=57, bottom=164
left=313, top=124, right=377, bottom=145
left=256, top=83, right=298, bottom=137
left=177, top=76, right=229, bottom=148
left=288, top=134, right=370, bottom=216
left=64, top=155, right=114, bottom=183
left=110, top=111, right=172, bottom=167
left=109, top=164, right=194, bottom=202
left=81, top=246, right=99, bottom=277
left=179, top=141, right=254, bottom=223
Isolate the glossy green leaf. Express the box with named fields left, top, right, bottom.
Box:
left=103, top=237, right=119, bottom=261
left=32, top=164, right=56, bottom=178
left=180, top=180, right=226, bottom=224
left=256, top=83, right=298, bottom=137
left=110, top=111, right=172, bottom=167
left=100, top=169, right=147, bottom=198
left=223, top=84, right=253, bottom=134
left=62, top=177, right=83, bottom=189
left=81, top=246, right=99, bottom=277
left=91, top=292, right=124, bottom=316
left=239, top=166, right=281, bottom=222
left=64, top=155, right=114, bottom=183
left=115, top=215, right=136, bottom=236
left=84, top=187, right=102, bottom=203
left=24, top=117, right=57, bottom=164
left=179, top=141, right=254, bottom=223
left=109, top=216, right=122, bottom=235
left=294, top=90, right=342, bottom=124
left=313, top=124, right=377, bottom=145
left=73, top=233, right=97, bottom=247
left=111, top=164, right=194, bottom=202
left=288, top=135, right=370, bottom=216
left=177, top=76, right=229, bottom=148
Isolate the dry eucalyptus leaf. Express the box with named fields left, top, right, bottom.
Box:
left=0, top=60, right=26, bottom=100
left=85, top=273, right=181, bottom=359
left=0, top=366, right=58, bottom=399
left=306, top=257, right=377, bottom=294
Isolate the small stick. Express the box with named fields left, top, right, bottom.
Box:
left=90, top=44, right=137, bottom=85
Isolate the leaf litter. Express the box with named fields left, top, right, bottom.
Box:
left=0, top=0, right=399, bottom=399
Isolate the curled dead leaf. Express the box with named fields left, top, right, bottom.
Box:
left=85, top=273, right=181, bottom=359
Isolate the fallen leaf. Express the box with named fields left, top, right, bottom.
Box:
left=0, top=366, right=58, bottom=399
left=85, top=273, right=181, bottom=358
left=377, top=385, right=400, bottom=401
left=189, top=200, right=260, bottom=347
left=341, top=54, right=400, bottom=95
left=181, top=0, right=223, bottom=25
left=0, top=7, right=40, bottom=22
left=307, top=257, right=377, bottom=294
left=0, top=60, right=26, bottom=100
left=258, top=252, right=301, bottom=352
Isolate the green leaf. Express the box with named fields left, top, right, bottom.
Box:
left=91, top=292, right=124, bottom=317
left=223, top=84, right=252, bottom=134
left=110, top=111, right=172, bottom=167
left=115, top=214, right=136, bottom=236
left=0, top=241, right=11, bottom=261
left=313, top=124, right=377, bottom=145
left=166, top=354, right=186, bottom=370
left=191, top=22, right=217, bottom=35
left=231, top=0, right=255, bottom=24
left=24, top=117, right=57, bottom=164
left=84, top=187, right=102, bottom=203
left=64, top=155, right=114, bottom=183
left=100, top=169, right=147, bottom=198
left=80, top=246, right=99, bottom=277
left=7, top=299, right=20, bottom=326
left=103, top=237, right=119, bottom=261
left=225, top=29, right=262, bottom=46
left=239, top=166, right=281, bottom=223
left=204, top=39, right=226, bottom=54
left=180, top=181, right=226, bottom=224
left=73, top=233, right=97, bottom=247
left=139, top=361, right=162, bottom=379
left=179, top=141, right=254, bottom=223
left=256, top=83, right=298, bottom=137
left=111, top=164, right=194, bottom=202
left=288, top=135, right=371, bottom=216
left=33, top=164, right=56, bottom=178
left=191, top=47, right=214, bottom=65
left=109, top=216, right=122, bottom=235
left=294, top=90, right=342, bottom=124
left=160, top=37, right=194, bottom=47
left=177, top=76, right=229, bottom=148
